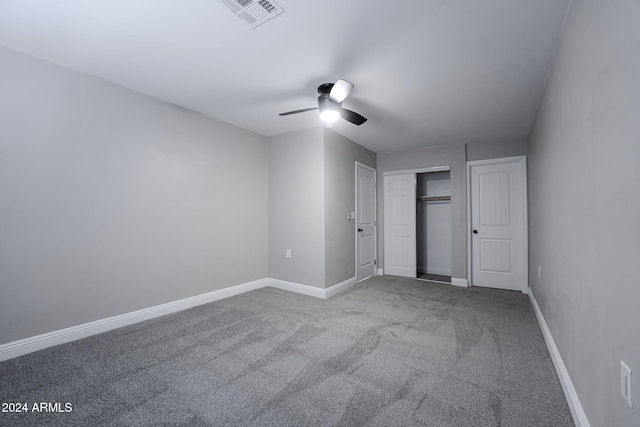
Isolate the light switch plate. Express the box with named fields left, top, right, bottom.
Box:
left=621, top=361, right=632, bottom=408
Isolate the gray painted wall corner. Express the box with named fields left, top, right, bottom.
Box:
left=267, top=128, right=326, bottom=288
left=323, top=129, right=376, bottom=287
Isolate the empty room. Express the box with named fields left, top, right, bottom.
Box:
left=1, top=1, right=638, bottom=426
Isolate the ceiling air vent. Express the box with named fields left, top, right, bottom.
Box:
left=220, top=0, right=284, bottom=29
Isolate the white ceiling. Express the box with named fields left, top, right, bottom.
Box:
left=0, top=0, right=570, bottom=153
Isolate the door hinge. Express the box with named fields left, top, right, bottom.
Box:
left=374, top=260, right=377, bottom=265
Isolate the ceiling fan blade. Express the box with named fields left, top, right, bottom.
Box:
left=279, top=107, right=319, bottom=116
left=340, top=108, right=367, bottom=125
left=329, top=79, right=354, bottom=103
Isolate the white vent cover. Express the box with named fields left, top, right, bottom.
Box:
left=220, top=0, right=284, bottom=29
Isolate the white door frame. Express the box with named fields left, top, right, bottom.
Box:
left=466, top=155, right=528, bottom=293
left=355, top=162, right=377, bottom=281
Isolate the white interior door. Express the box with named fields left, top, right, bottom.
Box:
left=469, top=156, right=527, bottom=292
left=384, top=174, right=416, bottom=277
left=357, top=164, right=376, bottom=282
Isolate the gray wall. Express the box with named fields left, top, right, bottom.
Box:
left=466, top=137, right=528, bottom=161
left=268, top=128, right=325, bottom=288
left=323, top=129, right=376, bottom=287
left=527, top=0, right=640, bottom=425
left=377, top=144, right=467, bottom=280
left=0, top=46, right=269, bottom=345
left=268, top=128, right=376, bottom=289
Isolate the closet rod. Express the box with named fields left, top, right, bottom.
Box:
left=417, top=196, right=451, bottom=202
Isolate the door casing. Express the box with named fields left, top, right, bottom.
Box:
left=466, top=156, right=528, bottom=293
left=355, top=162, right=377, bottom=282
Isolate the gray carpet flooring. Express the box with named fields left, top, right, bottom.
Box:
left=0, top=276, right=574, bottom=426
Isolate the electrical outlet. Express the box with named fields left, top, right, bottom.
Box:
left=621, top=361, right=632, bottom=408
left=285, top=249, right=291, bottom=259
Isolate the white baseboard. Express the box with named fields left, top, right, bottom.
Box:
left=377, top=268, right=384, bottom=276
left=0, top=278, right=268, bottom=362
left=267, top=277, right=358, bottom=299
left=451, top=277, right=469, bottom=287
left=268, top=278, right=326, bottom=299
left=528, top=287, right=590, bottom=427
left=0, top=275, right=367, bottom=362
left=325, top=276, right=357, bottom=298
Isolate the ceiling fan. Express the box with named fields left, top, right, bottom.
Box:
left=279, top=79, right=367, bottom=125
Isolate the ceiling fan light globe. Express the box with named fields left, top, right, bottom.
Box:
left=320, top=109, right=340, bottom=123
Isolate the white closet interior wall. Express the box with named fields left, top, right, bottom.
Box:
left=417, top=171, right=452, bottom=277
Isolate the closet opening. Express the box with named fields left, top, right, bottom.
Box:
left=416, top=171, right=452, bottom=284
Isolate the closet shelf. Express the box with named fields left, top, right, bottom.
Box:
left=417, top=196, right=451, bottom=202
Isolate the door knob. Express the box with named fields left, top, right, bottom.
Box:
left=473, top=229, right=478, bottom=234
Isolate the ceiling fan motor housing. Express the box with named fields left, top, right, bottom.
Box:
left=318, top=94, right=341, bottom=112
left=317, top=83, right=334, bottom=95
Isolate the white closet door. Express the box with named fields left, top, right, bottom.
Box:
left=384, top=174, right=416, bottom=277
